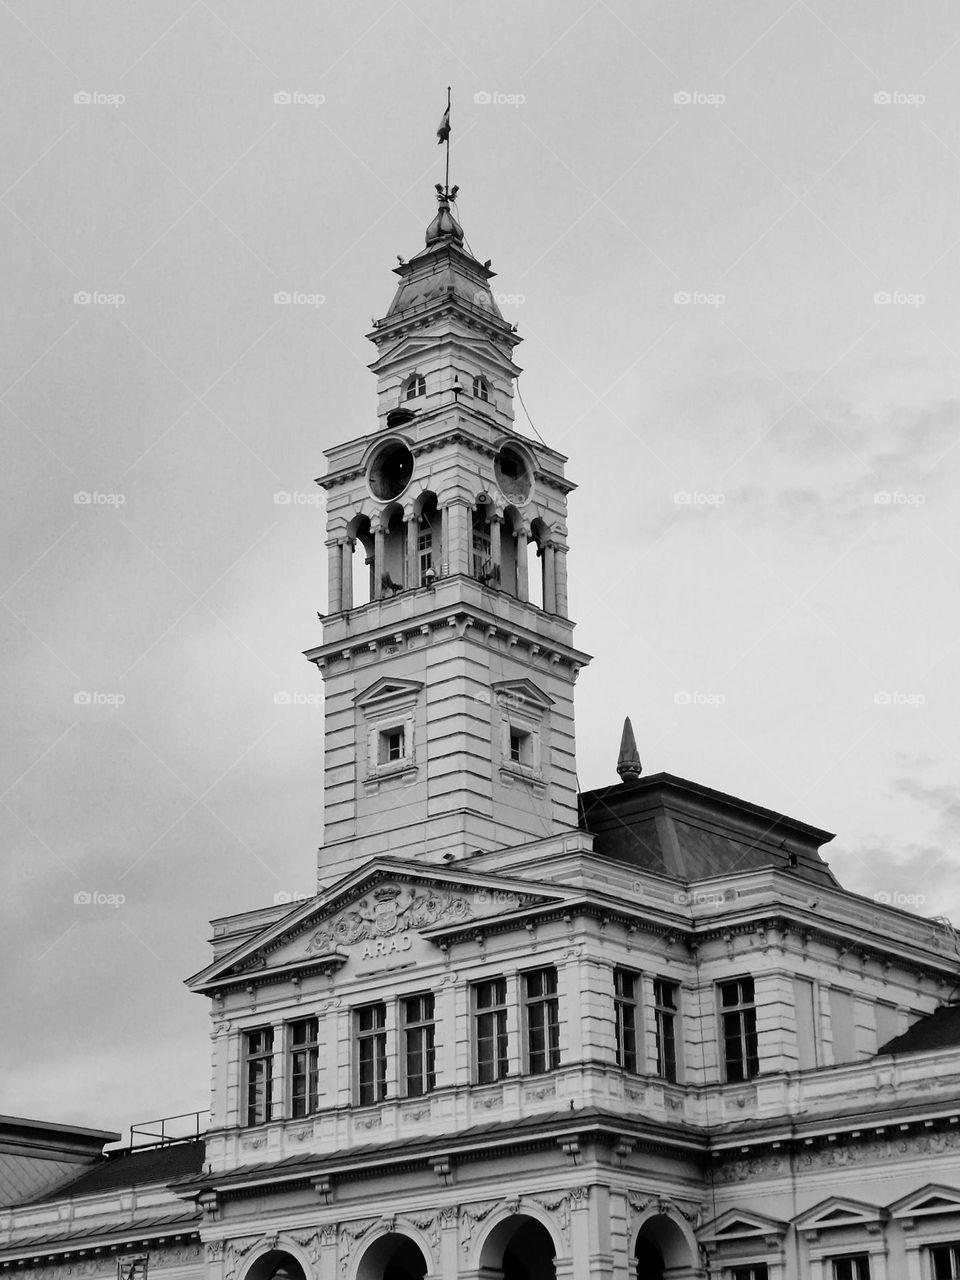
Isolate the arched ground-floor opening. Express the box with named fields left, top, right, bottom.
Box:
left=635, top=1212, right=698, bottom=1279
left=480, top=1213, right=557, bottom=1280
left=355, top=1231, right=428, bottom=1280
left=242, top=1250, right=309, bottom=1280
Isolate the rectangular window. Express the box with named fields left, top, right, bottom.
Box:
left=523, top=967, right=560, bottom=1075
left=402, top=993, right=436, bottom=1097
left=654, top=978, right=679, bottom=1082
left=288, top=1017, right=319, bottom=1118
left=732, top=1268, right=769, bottom=1280
left=613, top=968, right=638, bottom=1072
left=932, top=1246, right=960, bottom=1279
left=831, top=1257, right=870, bottom=1280
left=244, top=1027, right=274, bottom=1125
left=474, top=978, right=509, bottom=1084
left=417, top=523, right=433, bottom=585
left=720, top=977, right=759, bottom=1082
left=356, top=1003, right=387, bottom=1105
left=472, top=513, right=492, bottom=578
left=793, top=976, right=817, bottom=1068
left=830, top=988, right=855, bottom=1062
left=379, top=727, right=405, bottom=764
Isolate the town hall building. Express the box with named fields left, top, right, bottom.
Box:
left=3, top=179, right=960, bottom=1280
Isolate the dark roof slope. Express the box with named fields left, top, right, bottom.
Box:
left=579, top=772, right=838, bottom=887
left=31, top=1139, right=205, bottom=1203
left=879, top=1003, right=960, bottom=1055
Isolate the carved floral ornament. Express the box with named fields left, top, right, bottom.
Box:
left=305, top=885, right=471, bottom=952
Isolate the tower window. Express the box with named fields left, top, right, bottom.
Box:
left=404, top=373, right=426, bottom=400
left=654, top=978, right=679, bottom=1082
left=244, top=1027, right=274, bottom=1125
left=719, top=977, right=759, bottom=1082
left=472, top=374, right=490, bottom=401
left=613, top=968, right=638, bottom=1073
left=509, top=728, right=531, bottom=766
left=417, top=519, right=433, bottom=585
left=932, top=1246, right=960, bottom=1279
left=379, top=726, right=405, bottom=764
left=355, top=1002, right=387, bottom=1105
left=474, top=977, right=508, bottom=1084
left=289, top=1017, right=319, bottom=1117
left=402, top=993, right=436, bottom=1097
left=523, top=967, right=560, bottom=1075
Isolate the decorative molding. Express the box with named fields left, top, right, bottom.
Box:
left=306, top=886, right=471, bottom=952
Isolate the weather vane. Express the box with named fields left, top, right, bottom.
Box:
left=435, top=86, right=458, bottom=203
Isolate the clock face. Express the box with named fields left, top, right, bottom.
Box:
left=368, top=440, right=414, bottom=500
left=495, top=443, right=533, bottom=504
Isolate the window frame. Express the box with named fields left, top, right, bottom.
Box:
left=613, top=967, right=639, bottom=1073
left=355, top=1001, right=388, bottom=1107
left=243, top=1026, right=274, bottom=1126
left=472, top=374, right=490, bottom=401
left=404, top=372, right=426, bottom=400
left=288, top=1016, right=319, bottom=1119
left=830, top=1255, right=871, bottom=1280
left=731, top=1267, right=769, bottom=1280
left=473, top=976, right=509, bottom=1085
left=931, top=1244, right=960, bottom=1280
left=402, top=992, right=436, bottom=1098
left=654, top=977, right=679, bottom=1082
left=522, top=966, right=561, bottom=1076
left=719, top=976, right=759, bottom=1082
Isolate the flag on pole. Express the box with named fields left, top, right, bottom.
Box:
left=437, top=103, right=451, bottom=145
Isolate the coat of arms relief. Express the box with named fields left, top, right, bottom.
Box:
left=305, top=884, right=471, bottom=953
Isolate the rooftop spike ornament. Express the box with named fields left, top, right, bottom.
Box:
left=616, top=716, right=642, bottom=783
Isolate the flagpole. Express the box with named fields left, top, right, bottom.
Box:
left=444, top=86, right=451, bottom=196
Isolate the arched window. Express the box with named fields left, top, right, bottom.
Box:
left=404, top=373, right=426, bottom=401
left=472, top=374, right=490, bottom=401
left=472, top=502, right=493, bottom=581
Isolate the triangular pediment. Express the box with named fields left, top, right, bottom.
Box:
left=369, top=332, right=521, bottom=379
left=187, top=859, right=567, bottom=993
left=889, top=1184, right=960, bottom=1219
left=794, top=1197, right=886, bottom=1233
left=699, top=1208, right=789, bottom=1244
left=491, top=678, right=553, bottom=710
left=354, top=677, right=424, bottom=707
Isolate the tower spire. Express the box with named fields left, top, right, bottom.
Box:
left=617, top=716, right=642, bottom=783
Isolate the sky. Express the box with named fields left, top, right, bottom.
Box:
left=2, top=0, right=959, bottom=1137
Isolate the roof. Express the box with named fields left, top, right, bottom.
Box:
left=27, top=1139, right=205, bottom=1204
left=578, top=772, right=838, bottom=887
left=879, top=1003, right=960, bottom=1055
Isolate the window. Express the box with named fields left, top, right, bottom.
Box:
left=614, top=969, right=638, bottom=1072
left=417, top=519, right=433, bottom=584
left=732, top=1268, right=768, bottom=1280
left=402, top=994, right=436, bottom=1097
left=379, top=726, right=405, bottom=765
left=474, top=978, right=509, bottom=1084
left=356, top=1003, right=387, bottom=1105
left=473, top=374, right=489, bottom=401
left=932, top=1246, right=960, bottom=1279
left=523, top=967, right=560, bottom=1074
left=720, top=977, right=759, bottom=1082
left=831, top=1256, right=870, bottom=1280
left=289, top=1017, right=319, bottom=1118
left=244, top=1028, right=274, bottom=1125
left=654, top=978, right=679, bottom=1082
left=472, top=507, right=492, bottom=578
left=405, top=373, right=425, bottom=400
left=509, top=728, right=531, bottom=764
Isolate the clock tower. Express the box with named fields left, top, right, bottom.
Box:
left=306, top=186, right=591, bottom=887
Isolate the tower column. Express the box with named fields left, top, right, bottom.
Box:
left=517, top=531, right=529, bottom=601
left=544, top=543, right=558, bottom=613
left=440, top=505, right=451, bottom=575
left=406, top=515, right=418, bottom=588
left=340, top=539, right=354, bottom=610
left=446, top=498, right=472, bottom=576
left=554, top=544, right=569, bottom=617
left=326, top=539, right=342, bottom=614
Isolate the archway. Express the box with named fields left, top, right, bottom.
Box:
left=242, top=1250, right=309, bottom=1280
left=355, top=1232, right=428, bottom=1280
left=480, top=1213, right=557, bottom=1280
left=635, top=1213, right=696, bottom=1279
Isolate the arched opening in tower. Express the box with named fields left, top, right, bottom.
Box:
left=415, top=491, right=441, bottom=585
left=380, top=503, right=405, bottom=594
left=355, top=1232, right=428, bottom=1280
left=349, top=514, right=374, bottom=607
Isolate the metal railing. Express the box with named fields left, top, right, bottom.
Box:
left=129, top=1110, right=208, bottom=1148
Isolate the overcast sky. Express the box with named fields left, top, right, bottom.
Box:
left=2, top=1, right=959, bottom=1137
